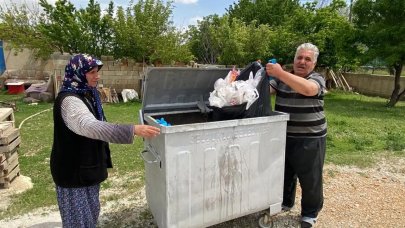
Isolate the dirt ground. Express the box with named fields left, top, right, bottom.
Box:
left=1, top=158, right=404, bottom=228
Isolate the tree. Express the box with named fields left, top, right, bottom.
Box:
left=353, top=0, right=405, bottom=107
left=76, top=0, right=115, bottom=57
left=186, top=15, right=274, bottom=66
left=1, top=0, right=189, bottom=64
left=131, top=0, right=174, bottom=63
left=112, top=6, right=142, bottom=60
left=227, top=0, right=301, bottom=27
left=0, top=1, right=53, bottom=58
left=310, top=0, right=355, bottom=68
left=187, top=15, right=223, bottom=64
left=218, top=17, right=274, bottom=66
left=224, top=0, right=354, bottom=68
left=151, top=30, right=194, bottom=65
left=215, top=17, right=248, bottom=65
left=243, top=22, right=274, bottom=63
left=38, top=0, right=114, bottom=57
left=278, top=0, right=354, bottom=68
left=38, top=0, right=82, bottom=54
left=111, top=0, right=187, bottom=64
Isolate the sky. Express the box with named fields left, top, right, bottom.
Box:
left=3, top=0, right=325, bottom=29
left=52, top=0, right=237, bottom=28
left=3, top=0, right=237, bottom=29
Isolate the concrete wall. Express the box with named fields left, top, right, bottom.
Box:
left=2, top=45, right=56, bottom=80
left=343, top=73, right=405, bottom=99
left=1, top=43, right=145, bottom=94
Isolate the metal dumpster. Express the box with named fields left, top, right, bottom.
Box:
left=140, top=67, right=289, bottom=228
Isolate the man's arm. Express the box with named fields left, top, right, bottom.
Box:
left=266, top=63, right=319, bottom=96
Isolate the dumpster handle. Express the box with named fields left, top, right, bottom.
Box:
left=140, top=146, right=160, bottom=164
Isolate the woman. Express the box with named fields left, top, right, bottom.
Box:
left=50, top=54, right=160, bottom=227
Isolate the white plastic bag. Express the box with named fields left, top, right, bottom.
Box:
left=209, top=70, right=259, bottom=110
left=121, top=89, right=139, bottom=102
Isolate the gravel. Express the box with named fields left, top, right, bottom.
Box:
left=1, top=159, right=404, bottom=228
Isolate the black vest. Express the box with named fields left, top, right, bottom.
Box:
left=50, top=92, right=112, bottom=188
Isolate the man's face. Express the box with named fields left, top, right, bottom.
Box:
left=293, top=50, right=316, bottom=77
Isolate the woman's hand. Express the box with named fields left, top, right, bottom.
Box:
left=134, top=125, right=160, bottom=138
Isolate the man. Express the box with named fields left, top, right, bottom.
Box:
left=266, top=43, right=327, bottom=228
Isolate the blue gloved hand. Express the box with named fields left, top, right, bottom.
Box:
left=156, top=117, right=171, bottom=126
left=268, top=58, right=277, bottom=81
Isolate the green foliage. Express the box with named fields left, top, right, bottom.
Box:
left=186, top=15, right=223, bottom=64
left=0, top=1, right=53, bottom=58
left=38, top=0, right=82, bottom=54
left=38, top=0, right=114, bottom=57
left=0, top=0, right=402, bottom=76
left=310, top=1, right=355, bottom=67
left=112, top=6, right=143, bottom=60
left=223, top=0, right=355, bottom=68
left=187, top=16, right=274, bottom=65
left=131, top=0, right=174, bottom=62
left=151, top=30, right=194, bottom=65
left=76, top=0, right=115, bottom=57
left=353, top=0, right=405, bottom=66
left=217, top=17, right=250, bottom=65
left=265, top=27, right=298, bottom=64
left=227, top=0, right=301, bottom=27
left=244, top=23, right=274, bottom=63
left=111, top=0, right=191, bottom=64
left=353, top=0, right=405, bottom=106
left=1, top=0, right=191, bottom=64
left=279, top=0, right=354, bottom=67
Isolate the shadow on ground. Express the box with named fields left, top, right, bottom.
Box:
left=99, top=207, right=300, bottom=228
left=28, top=222, right=62, bottom=228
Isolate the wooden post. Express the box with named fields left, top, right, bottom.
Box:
left=329, top=70, right=339, bottom=89
left=339, top=71, right=352, bottom=91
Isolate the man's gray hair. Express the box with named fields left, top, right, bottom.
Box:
left=295, top=43, right=319, bottom=63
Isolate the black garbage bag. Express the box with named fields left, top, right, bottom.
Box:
left=211, top=61, right=272, bottom=121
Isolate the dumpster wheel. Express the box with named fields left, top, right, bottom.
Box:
left=258, top=212, right=274, bottom=228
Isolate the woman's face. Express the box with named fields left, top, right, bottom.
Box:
left=85, top=67, right=100, bottom=88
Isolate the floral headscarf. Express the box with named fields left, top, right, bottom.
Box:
left=60, top=54, right=105, bottom=121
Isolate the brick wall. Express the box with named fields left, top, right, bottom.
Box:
left=97, top=57, right=145, bottom=94
left=51, top=56, right=146, bottom=94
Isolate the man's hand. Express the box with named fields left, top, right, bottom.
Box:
left=266, top=62, right=320, bottom=96
left=134, top=125, right=160, bottom=138
left=265, top=63, right=284, bottom=79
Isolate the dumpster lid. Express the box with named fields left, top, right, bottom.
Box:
left=142, top=67, right=230, bottom=113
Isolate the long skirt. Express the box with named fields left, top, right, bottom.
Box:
left=56, top=184, right=100, bottom=228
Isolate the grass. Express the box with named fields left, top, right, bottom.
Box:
left=0, top=92, right=146, bottom=219
left=324, top=90, right=405, bottom=167
left=0, top=89, right=404, bottom=219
